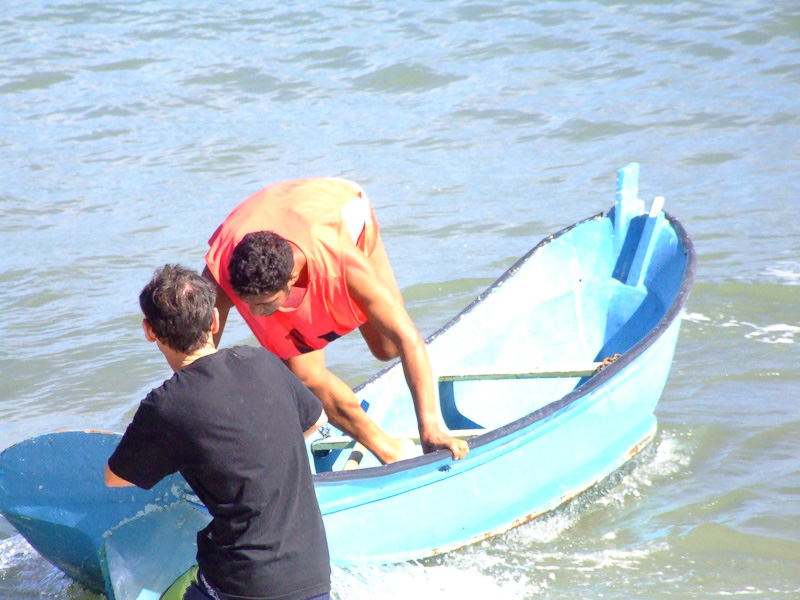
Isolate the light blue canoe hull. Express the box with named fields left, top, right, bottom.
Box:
left=321, top=321, right=679, bottom=563
left=0, top=164, right=695, bottom=600
left=315, top=163, right=694, bottom=563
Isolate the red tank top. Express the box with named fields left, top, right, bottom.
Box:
left=205, top=178, right=376, bottom=359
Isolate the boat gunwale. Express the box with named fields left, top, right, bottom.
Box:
left=313, top=210, right=697, bottom=482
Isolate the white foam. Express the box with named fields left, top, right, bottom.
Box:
left=721, top=319, right=800, bottom=344
left=332, top=562, right=529, bottom=600
left=0, top=534, right=76, bottom=596
left=682, top=312, right=711, bottom=323
left=696, top=315, right=799, bottom=345
left=763, top=264, right=800, bottom=285
left=744, top=323, right=800, bottom=344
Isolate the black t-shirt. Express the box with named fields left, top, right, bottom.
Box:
left=108, top=346, right=331, bottom=600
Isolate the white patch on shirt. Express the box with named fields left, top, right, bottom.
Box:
left=341, top=193, right=372, bottom=244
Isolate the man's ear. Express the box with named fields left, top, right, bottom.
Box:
left=142, top=318, right=158, bottom=343
left=211, top=307, right=220, bottom=335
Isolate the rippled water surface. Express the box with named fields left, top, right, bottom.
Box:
left=1, top=1, right=799, bottom=598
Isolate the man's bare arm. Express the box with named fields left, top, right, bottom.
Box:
left=304, top=409, right=329, bottom=439
left=345, top=252, right=468, bottom=459
left=104, top=463, right=134, bottom=487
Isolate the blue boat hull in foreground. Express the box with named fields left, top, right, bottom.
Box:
left=0, top=163, right=695, bottom=600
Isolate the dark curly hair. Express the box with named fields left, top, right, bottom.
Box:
left=228, top=231, right=294, bottom=297
left=139, top=264, right=216, bottom=354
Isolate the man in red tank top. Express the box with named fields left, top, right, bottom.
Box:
left=203, top=178, right=469, bottom=464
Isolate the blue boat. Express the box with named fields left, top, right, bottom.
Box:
left=0, top=163, right=695, bottom=600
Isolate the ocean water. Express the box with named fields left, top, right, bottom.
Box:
left=1, top=1, right=798, bottom=598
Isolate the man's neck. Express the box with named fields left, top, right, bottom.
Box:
left=290, top=241, right=308, bottom=288
left=160, top=338, right=218, bottom=373
left=178, top=343, right=218, bottom=370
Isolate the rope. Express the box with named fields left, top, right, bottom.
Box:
left=595, top=353, right=622, bottom=372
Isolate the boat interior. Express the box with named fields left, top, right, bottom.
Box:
left=309, top=190, right=688, bottom=474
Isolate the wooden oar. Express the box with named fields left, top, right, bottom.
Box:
left=343, top=442, right=367, bottom=470
left=324, top=363, right=613, bottom=465
left=438, top=362, right=602, bottom=383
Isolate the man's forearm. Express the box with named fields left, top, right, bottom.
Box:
left=398, top=335, right=439, bottom=432
left=104, top=463, right=134, bottom=487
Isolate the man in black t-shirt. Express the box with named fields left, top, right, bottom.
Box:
left=105, top=264, right=331, bottom=600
